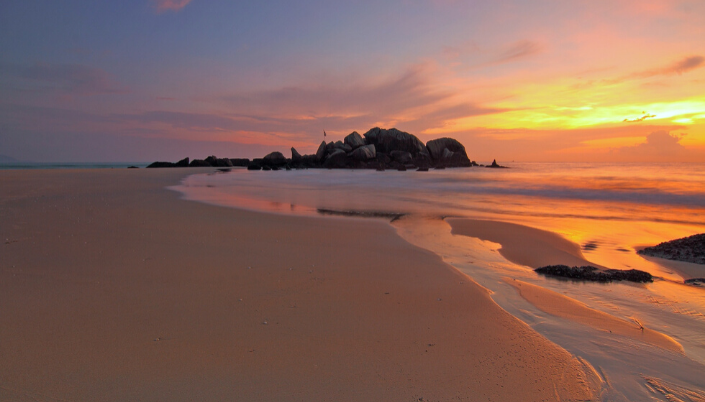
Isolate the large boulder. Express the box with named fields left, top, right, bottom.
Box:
left=426, top=138, right=471, bottom=167
left=334, top=141, right=352, bottom=153
left=350, top=144, right=376, bottom=161
left=175, top=157, right=189, bottom=167
left=291, top=147, right=302, bottom=162
left=323, top=149, right=347, bottom=168
left=263, top=151, right=287, bottom=166
left=363, top=127, right=426, bottom=155
left=315, top=141, right=327, bottom=162
left=390, top=150, right=412, bottom=164
left=344, top=131, right=365, bottom=149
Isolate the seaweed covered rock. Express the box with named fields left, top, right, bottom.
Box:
left=535, top=265, right=653, bottom=283
left=638, top=233, right=705, bottom=264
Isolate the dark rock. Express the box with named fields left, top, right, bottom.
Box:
left=315, top=141, right=327, bottom=162
left=127, top=166, right=139, bottom=169
left=334, top=141, right=353, bottom=153
left=230, top=158, right=250, bottom=167
left=344, top=131, right=365, bottom=149
left=486, top=159, right=507, bottom=168
left=174, top=157, right=189, bottom=167
left=262, top=166, right=271, bottom=171
left=205, top=155, right=233, bottom=167
left=417, top=167, right=429, bottom=172
left=376, top=152, right=391, bottom=165
left=427, top=137, right=469, bottom=159
left=189, top=159, right=211, bottom=167
left=146, top=161, right=175, bottom=168
left=291, top=147, right=302, bottom=162
left=637, top=233, right=705, bottom=264
left=247, top=164, right=261, bottom=171
left=397, top=166, right=407, bottom=171
left=323, top=149, right=347, bottom=168
left=263, top=151, right=287, bottom=166
left=390, top=150, right=413, bottom=164
left=426, top=138, right=471, bottom=167
left=350, top=144, right=376, bottom=161
left=685, top=278, right=705, bottom=286
left=535, top=265, right=653, bottom=283
left=363, top=127, right=426, bottom=155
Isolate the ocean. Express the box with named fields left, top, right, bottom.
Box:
left=0, top=162, right=148, bottom=170
left=173, top=162, right=705, bottom=401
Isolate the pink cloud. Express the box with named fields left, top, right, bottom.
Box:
left=152, top=0, right=191, bottom=13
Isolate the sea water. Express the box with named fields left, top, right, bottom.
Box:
left=172, top=163, right=705, bottom=401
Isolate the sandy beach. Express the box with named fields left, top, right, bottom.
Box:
left=0, top=168, right=596, bottom=401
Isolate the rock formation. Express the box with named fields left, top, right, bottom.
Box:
left=638, top=233, right=705, bottom=264
left=146, top=127, right=500, bottom=171
left=535, top=265, right=653, bottom=283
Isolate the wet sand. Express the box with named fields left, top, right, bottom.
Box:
left=447, top=218, right=605, bottom=269
left=504, top=279, right=683, bottom=353
left=0, top=169, right=595, bottom=401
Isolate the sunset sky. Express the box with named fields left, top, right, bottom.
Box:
left=1, top=0, right=704, bottom=162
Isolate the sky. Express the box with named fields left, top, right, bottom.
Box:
left=1, top=0, right=704, bottom=163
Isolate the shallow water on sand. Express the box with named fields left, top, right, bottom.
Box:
left=172, top=163, right=705, bottom=401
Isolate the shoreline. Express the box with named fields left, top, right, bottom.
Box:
left=0, top=168, right=596, bottom=401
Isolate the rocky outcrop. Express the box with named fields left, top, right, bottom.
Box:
left=535, top=265, right=653, bottom=283
left=147, top=161, right=176, bottom=168
left=350, top=144, right=376, bottom=161
left=189, top=159, right=211, bottom=167
left=263, top=151, right=286, bottom=166
left=363, top=127, right=426, bottom=155
left=291, top=147, right=302, bottom=162
left=426, top=138, right=471, bottom=167
left=323, top=149, right=347, bottom=168
left=637, top=233, right=705, bottom=264
left=230, top=158, right=250, bottom=167
left=205, top=155, right=233, bottom=167
left=344, top=131, right=365, bottom=149
left=486, top=159, right=507, bottom=168
left=390, top=150, right=412, bottom=164
left=145, top=127, right=486, bottom=172
left=315, top=141, right=327, bottom=162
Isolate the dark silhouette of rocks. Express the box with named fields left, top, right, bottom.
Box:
left=127, top=166, right=139, bottom=169
left=344, top=131, right=365, bottom=149
left=263, top=151, right=286, bottom=166
left=230, top=158, right=250, bottom=167
left=364, top=127, right=426, bottom=155
left=315, top=141, right=327, bottom=162
left=189, top=159, right=211, bottom=167
left=145, top=127, right=503, bottom=172
left=637, top=233, right=705, bottom=264
left=535, top=265, right=653, bottom=283
left=147, top=161, right=176, bottom=168
left=350, top=144, right=376, bottom=161
left=487, top=159, right=507, bottom=168
left=426, top=138, right=471, bottom=167
left=291, top=148, right=302, bottom=162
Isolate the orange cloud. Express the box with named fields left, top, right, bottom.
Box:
left=152, top=0, right=191, bottom=13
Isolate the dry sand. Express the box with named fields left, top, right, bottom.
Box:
left=0, top=169, right=596, bottom=401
